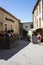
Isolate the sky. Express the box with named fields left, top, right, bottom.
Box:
left=0, top=0, right=37, bottom=23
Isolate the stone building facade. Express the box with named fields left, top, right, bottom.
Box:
left=0, top=7, right=20, bottom=34
left=23, top=22, right=32, bottom=32
left=32, top=0, right=43, bottom=36
left=32, top=0, right=43, bottom=28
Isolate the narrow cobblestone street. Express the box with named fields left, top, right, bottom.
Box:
left=0, top=40, right=43, bottom=65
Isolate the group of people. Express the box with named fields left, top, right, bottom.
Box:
left=32, top=32, right=42, bottom=44
left=0, top=30, right=14, bottom=40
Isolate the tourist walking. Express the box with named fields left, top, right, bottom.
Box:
left=37, top=33, right=41, bottom=43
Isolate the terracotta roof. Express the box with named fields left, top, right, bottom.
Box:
left=0, top=7, right=20, bottom=21
left=32, top=0, right=41, bottom=14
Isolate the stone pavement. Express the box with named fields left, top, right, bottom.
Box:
left=0, top=40, right=43, bottom=65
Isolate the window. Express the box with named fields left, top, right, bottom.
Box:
left=39, top=18, right=41, bottom=27
left=0, top=22, right=2, bottom=26
left=42, top=0, right=43, bottom=20
left=42, top=12, right=43, bottom=20
left=11, top=25, right=13, bottom=30
left=39, top=2, right=41, bottom=13
left=36, top=19, right=38, bottom=27
left=26, top=25, right=28, bottom=28
left=5, top=24, right=7, bottom=31
left=42, top=0, right=43, bottom=8
left=36, top=7, right=38, bottom=16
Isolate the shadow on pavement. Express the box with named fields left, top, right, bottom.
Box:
left=0, top=40, right=30, bottom=60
